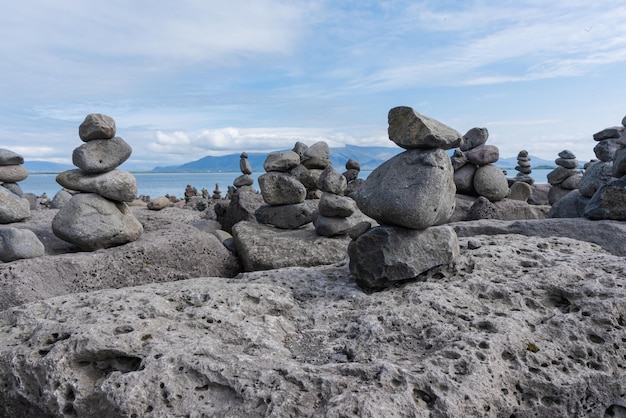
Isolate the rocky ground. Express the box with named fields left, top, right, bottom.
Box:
left=0, top=208, right=624, bottom=417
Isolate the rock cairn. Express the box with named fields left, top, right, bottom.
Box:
left=234, top=152, right=254, bottom=189
left=546, top=150, right=582, bottom=204
left=0, top=149, right=30, bottom=223
left=512, top=150, right=534, bottom=184
left=212, top=183, right=222, bottom=199
left=452, top=127, right=510, bottom=202
left=52, top=114, right=143, bottom=251
left=313, top=166, right=356, bottom=236
left=343, top=158, right=364, bottom=196
left=350, top=107, right=460, bottom=290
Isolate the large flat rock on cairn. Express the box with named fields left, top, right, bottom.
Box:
left=0, top=207, right=240, bottom=310
left=0, top=234, right=624, bottom=417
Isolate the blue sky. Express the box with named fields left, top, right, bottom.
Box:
left=1, top=1, right=625, bottom=170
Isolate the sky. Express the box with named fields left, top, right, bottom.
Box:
left=1, top=0, right=626, bottom=170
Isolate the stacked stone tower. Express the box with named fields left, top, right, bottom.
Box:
left=546, top=150, right=582, bottom=204
left=0, top=149, right=30, bottom=223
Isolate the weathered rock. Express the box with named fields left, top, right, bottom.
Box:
left=258, top=172, right=306, bottom=205
left=342, top=168, right=359, bottom=183
left=460, top=127, right=488, bottom=151
left=578, top=162, right=615, bottom=197
left=528, top=183, right=550, bottom=206
left=263, top=151, right=301, bottom=172
left=233, top=174, right=254, bottom=188
left=355, top=148, right=456, bottom=229
left=313, top=215, right=355, bottom=237
left=318, top=193, right=356, bottom=218
left=301, top=157, right=332, bottom=170
left=0, top=165, right=28, bottom=183
left=0, top=187, right=30, bottom=224
left=344, top=178, right=365, bottom=198
left=215, top=188, right=265, bottom=233
left=292, top=141, right=308, bottom=158
left=72, top=136, right=132, bottom=173
left=232, top=221, right=351, bottom=271
left=612, top=147, right=626, bottom=178
left=348, top=225, right=459, bottom=289
left=507, top=181, right=533, bottom=202
left=147, top=196, right=171, bottom=210
left=593, top=126, right=623, bottom=140
left=618, top=130, right=626, bottom=146
left=0, top=149, right=24, bottom=166
left=317, top=166, right=347, bottom=195
left=240, top=152, right=253, bottom=175
left=584, top=176, right=626, bottom=221
left=293, top=166, right=323, bottom=190
left=52, top=193, right=143, bottom=251
left=255, top=202, right=317, bottom=229
left=594, top=138, right=620, bottom=162
left=465, top=144, right=500, bottom=166
left=56, top=169, right=138, bottom=202
left=303, top=141, right=331, bottom=159
left=346, top=158, right=361, bottom=171
left=387, top=107, right=462, bottom=150
left=454, top=164, right=477, bottom=195
left=0, top=227, right=45, bottom=262
left=454, top=196, right=549, bottom=222
left=548, top=189, right=590, bottom=218
left=473, top=164, right=509, bottom=202
left=466, top=196, right=498, bottom=220
left=78, top=113, right=116, bottom=141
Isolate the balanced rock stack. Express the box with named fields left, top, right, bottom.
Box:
left=452, top=127, right=510, bottom=202
left=52, top=114, right=143, bottom=251
left=234, top=152, right=255, bottom=190
left=546, top=150, right=582, bottom=204
left=350, top=107, right=460, bottom=290
left=255, top=149, right=315, bottom=229
left=0, top=149, right=31, bottom=223
left=512, top=150, right=534, bottom=184
left=584, top=116, right=626, bottom=220
left=313, top=166, right=357, bottom=236
left=343, top=158, right=364, bottom=196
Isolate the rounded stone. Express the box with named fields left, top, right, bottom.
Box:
left=0, top=149, right=24, bottom=166
left=79, top=114, right=116, bottom=141
left=465, top=144, right=500, bottom=166
left=258, top=172, right=306, bottom=205
left=317, top=166, right=347, bottom=195
left=303, top=141, right=330, bottom=159
left=473, top=164, right=509, bottom=202
left=263, top=151, right=301, bottom=172
left=508, top=181, right=533, bottom=202
left=0, top=187, right=30, bottom=224
left=345, top=158, right=361, bottom=171
left=318, top=192, right=356, bottom=218
left=0, top=165, right=28, bottom=183
left=460, top=127, right=489, bottom=151
left=593, top=138, right=620, bottom=162
left=72, top=137, right=132, bottom=174
left=0, top=227, right=45, bottom=262
left=555, top=158, right=579, bottom=169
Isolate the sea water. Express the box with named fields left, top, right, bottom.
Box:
left=19, top=169, right=555, bottom=199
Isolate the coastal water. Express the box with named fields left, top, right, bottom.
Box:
left=19, top=169, right=555, bottom=199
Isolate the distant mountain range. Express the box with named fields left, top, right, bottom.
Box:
left=23, top=145, right=563, bottom=174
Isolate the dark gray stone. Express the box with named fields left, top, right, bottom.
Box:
left=465, top=144, right=499, bottom=166
left=593, top=138, right=620, bottom=162
left=0, top=227, right=45, bottom=262
left=548, top=189, right=589, bottom=218
left=317, top=166, right=347, bottom=195
left=258, top=172, right=306, bottom=206
left=453, top=164, right=477, bottom=196
left=255, top=202, right=317, bottom=229
left=578, top=162, right=615, bottom=198
left=584, top=176, right=626, bottom=221
left=592, top=126, right=623, bottom=141
left=0, top=187, right=30, bottom=224
left=0, top=149, right=24, bottom=166
left=72, top=136, right=132, bottom=174
left=473, top=164, right=509, bottom=202
left=460, top=127, right=489, bottom=151
left=263, top=151, right=301, bottom=172
left=387, top=107, right=462, bottom=150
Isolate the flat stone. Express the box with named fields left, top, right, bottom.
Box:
left=258, top=172, right=306, bottom=205
left=255, top=202, right=317, bottom=229
left=52, top=193, right=143, bottom=251
left=355, top=148, right=456, bottom=229
left=0, top=149, right=24, bottom=166
left=348, top=225, right=460, bottom=290
left=593, top=126, right=623, bottom=141
left=147, top=196, right=171, bottom=211
left=473, top=164, right=509, bottom=202
left=314, top=215, right=355, bottom=237
left=387, top=107, right=462, bottom=150
left=560, top=172, right=583, bottom=190
left=465, top=144, right=500, bottom=166
left=78, top=113, right=116, bottom=141
left=72, top=136, right=132, bottom=173
left=233, top=174, right=254, bottom=188
left=0, top=227, right=45, bottom=262
left=0, top=187, right=30, bottom=224
left=515, top=166, right=532, bottom=175
left=460, top=127, right=489, bottom=151
left=558, top=150, right=576, bottom=159
left=263, top=151, right=301, bottom=172
left=56, top=169, right=138, bottom=202
left=0, top=165, right=28, bottom=183
left=301, top=157, right=332, bottom=170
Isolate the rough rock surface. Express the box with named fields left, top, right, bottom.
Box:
left=0, top=208, right=240, bottom=310
left=387, top=106, right=462, bottom=149
left=0, top=235, right=624, bottom=417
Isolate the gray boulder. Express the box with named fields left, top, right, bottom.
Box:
left=0, top=165, right=28, bottom=183
left=147, top=196, right=171, bottom=210
left=460, top=127, right=488, bottom=151
left=0, top=186, right=30, bottom=224
left=578, top=162, right=615, bottom=197
left=318, top=193, right=356, bottom=218
left=547, top=166, right=577, bottom=185
left=0, top=148, right=24, bottom=165
left=56, top=169, right=138, bottom=202
left=233, top=174, right=254, bottom=188
left=466, top=196, right=498, bottom=220
left=78, top=113, right=116, bottom=141
left=508, top=181, right=533, bottom=201
left=0, top=227, right=45, bottom=262
left=258, top=172, right=306, bottom=205
left=255, top=202, right=317, bottom=229
left=584, top=176, right=626, bottom=221
left=473, top=164, right=509, bottom=202
left=50, top=189, right=73, bottom=209
left=355, top=148, right=456, bottom=229
left=388, top=107, right=462, bottom=149
left=0, top=182, right=23, bottom=197
left=52, top=193, right=143, bottom=251
left=264, top=151, right=301, bottom=172
left=72, top=136, right=132, bottom=173
left=348, top=225, right=459, bottom=290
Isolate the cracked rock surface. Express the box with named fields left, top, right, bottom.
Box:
left=0, top=234, right=625, bottom=417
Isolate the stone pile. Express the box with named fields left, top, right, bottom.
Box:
left=546, top=150, right=582, bottom=204
left=52, top=113, right=143, bottom=251
left=512, top=150, right=533, bottom=184
left=350, top=106, right=460, bottom=289
left=0, top=149, right=31, bottom=224
left=255, top=149, right=315, bottom=229
left=234, top=152, right=254, bottom=190
left=313, top=166, right=356, bottom=236
left=452, top=127, right=510, bottom=202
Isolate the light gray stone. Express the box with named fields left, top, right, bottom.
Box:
left=317, top=166, right=347, bottom=195
left=584, top=176, right=626, bottom=221
left=578, top=162, right=615, bottom=198
left=0, top=149, right=24, bottom=166
left=52, top=193, right=143, bottom=251
left=72, top=136, right=132, bottom=173
left=593, top=138, right=620, bottom=162
left=0, top=182, right=23, bottom=197
left=465, top=144, right=500, bottom=166
left=258, top=172, right=306, bottom=206
left=473, top=164, right=509, bottom=202
left=355, top=148, right=456, bottom=229
left=147, top=196, right=171, bottom=210
left=318, top=193, right=356, bottom=218
left=348, top=225, right=459, bottom=289
left=0, top=165, right=28, bottom=183
left=78, top=113, right=116, bottom=141
left=56, top=169, right=138, bottom=202
left=263, top=151, right=301, bottom=172
left=460, top=127, right=489, bottom=151
left=0, top=227, right=45, bottom=262
left=50, top=189, right=73, bottom=209
left=255, top=202, right=317, bottom=229
left=0, top=187, right=30, bottom=224
left=508, top=181, right=533, bottom=201
left=387, top=107, right=462, bottom=150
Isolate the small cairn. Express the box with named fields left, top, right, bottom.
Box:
left=506, top=150, right=534, bottom=202
left=233, top=152, right=254, bottom=190
left=52, top=113, right=143, bottom=251
left=547, top=150, right=582, bottom=204
left=0, top=148, right=31, bottom=223
left=212, top=183, right=222, bottom=199
left=350, top=106, right=461, bottom=290
left=343, top=158, right=364, bottom=197
left=452, top=128, right=510, bottom=202
left=314, top=166, right=356, bottom=236
left=255, top=148, right=314, bottom=229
